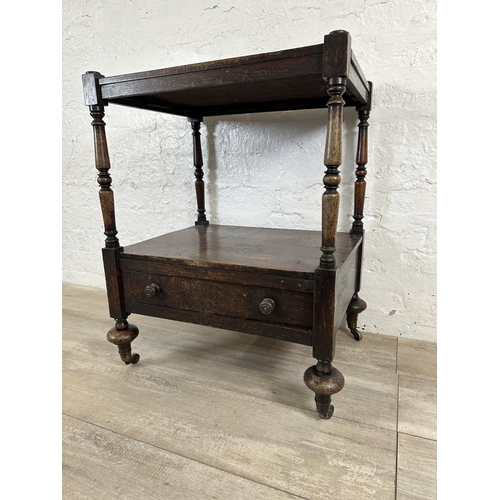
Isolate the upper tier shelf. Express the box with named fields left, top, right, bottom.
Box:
left=83, top=30, right=371, bottom=118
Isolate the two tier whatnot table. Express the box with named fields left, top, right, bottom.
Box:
left=82, top=30, right=372, bottom=419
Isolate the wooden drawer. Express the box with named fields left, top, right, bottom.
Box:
left=121, top=270, right=313, bottom=329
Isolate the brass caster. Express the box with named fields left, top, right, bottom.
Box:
left=350, top=328, right=362, bottom=341
left=315, top=396, right=334, bottom=419
left=121, top=351, right=141, bottom=365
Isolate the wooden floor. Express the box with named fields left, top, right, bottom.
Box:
left=62, top=283, right=437, bottom=500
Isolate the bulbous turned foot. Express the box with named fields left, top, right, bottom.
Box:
left=347, top=293, right=367, bottom=341
left=107, top=319, right=140, bottom=365
left=304, top=361, right=344, bottom=420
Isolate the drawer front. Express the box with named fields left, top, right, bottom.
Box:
left=121, top=270, right=313, bottom=329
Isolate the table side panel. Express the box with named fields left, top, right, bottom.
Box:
left=100, top=54, right=324, bottom=103
left=119, top=258, right=314, bottom=293
left=99, top=44, right=324, bottom=85
left=347, top=52, right=370, bottom=107
left=334, top=239, right=361, bottom=334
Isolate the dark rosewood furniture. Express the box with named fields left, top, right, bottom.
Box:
left=82, top=30, right=372, bottom=419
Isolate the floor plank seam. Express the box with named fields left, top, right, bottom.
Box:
left=397, top=432, right=436, bottom=443
left=398, top=373, right=437, bottom=382
left=64, top=341, right=398, bottom=434
left=62, top=412, right=310, bottom=500
left=394, top=431, right=399, bottom=500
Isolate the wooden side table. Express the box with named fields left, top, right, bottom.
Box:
left=82, top=30, right=372, bottom=419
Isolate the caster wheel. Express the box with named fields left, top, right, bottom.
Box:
left=318, top=404, right=334, bottom=420
left=126, top=353, right=140, bottom=365
left=350, top=329, right=362, bottom=341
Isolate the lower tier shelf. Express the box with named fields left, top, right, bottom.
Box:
left=112, top=224, right=362, bottom=345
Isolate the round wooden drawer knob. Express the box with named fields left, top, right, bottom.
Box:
left=144, top=283, right=160, bottom=297
left=259, top=298, right=276, bottom=314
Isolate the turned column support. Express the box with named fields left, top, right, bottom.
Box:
left=189, top=117, right=209, bottom=226
left=90, top=104, right=120, bottom=248
left=83, top=71, right=121, bottom=249
left=319, top=76, right=346, bottom=270
left=351, top=106, right=370, bottom=235
left=306, top=69, right=348, bottom=419
left=347, top=84, right=372, bottom=341
left=83, top=72, right=141, bottom=365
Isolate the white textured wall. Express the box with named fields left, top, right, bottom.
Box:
left=62, top=0, right=437, bottom=341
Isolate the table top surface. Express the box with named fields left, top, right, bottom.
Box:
left=121, top=225, right=362, bottom=278
left=84, top=33, right=371, bottom=117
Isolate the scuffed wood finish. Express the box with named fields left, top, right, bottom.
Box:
left=106, top=319, right=140, bottom=365
left=101, top=247, right=127, bottom=319
left=121, top=225, right=361, bottom=278
left=117, top=226, right=361, bottom=346
left=89, top=104, right=120, bottom=249
left=120, top=257, right=315, bottom=293
left=312, top=269, right=337, bottom=360
left=121, top=270, right=314, bottom=329
left=92, top=37, right=369, bottom=117
left=306, top=66, right=348, bottom=417
left=320, top=76, right=346, bottom=269
left=322, top=30, right=351, bottom=79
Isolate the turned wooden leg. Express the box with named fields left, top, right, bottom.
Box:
left=347, top=90, right=371, bottom=342
left=304, top=360, right=345, bottom=419
left=306, top=41, right=349, bottom=419
left=189, top=117, right=209, bottom=226
left=346, top=292, right=367, bottom=341
left=106, top=319, right=140, bottom=365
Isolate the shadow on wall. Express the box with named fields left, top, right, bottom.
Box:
left=203, top=107, right=359, bottom=231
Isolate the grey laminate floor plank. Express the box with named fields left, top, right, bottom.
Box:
left=63, top=345, right=397, bottom=500
left=63, top=308, right=399, bottom=431
left=63, top=414, right=301, bottom=500
left=396, top=434, right=437, bottom=500
left=398, top=376, right=436, bottom=440
left=397, top=338, right=437, bottom=380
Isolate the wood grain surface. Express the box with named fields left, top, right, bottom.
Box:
left=121, top=225, right=362, bottom=278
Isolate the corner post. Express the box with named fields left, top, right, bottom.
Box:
left=82, top=71, right=140, bottom=365
left=83, top=71, right=120, bottom=249
left=347, top=82, right=372, bottom=341
left=305, top=30, right=351, bottom=419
